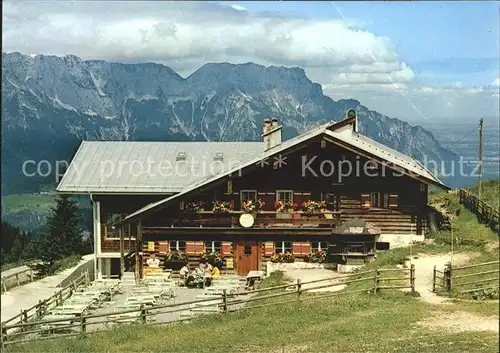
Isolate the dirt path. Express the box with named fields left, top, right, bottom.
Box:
left=404, top=252, right=480, bottom=305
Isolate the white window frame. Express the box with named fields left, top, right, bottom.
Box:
left=310, top=241, right=328, bottom=251
left=205, top=241, right=222, bottom=253
left=240, top=190, right=258, bottom=202
left=276, top=190, right=293, bottom=202
left=274, top=241, right=292, bottom=254
left=169, top=241, right=186, bottom=252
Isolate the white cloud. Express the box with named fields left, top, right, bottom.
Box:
left=230, top=4, right=247, bottom=12
left=1, top=0, right=498, bottom=121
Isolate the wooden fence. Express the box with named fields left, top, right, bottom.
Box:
left=458, top=189, right=500, bottom=233
left=0, top=266, right=414, bottom=349
left=0, top=270, right=90, bottom=343
left=433, top=260, right=499, bottom=296
left=1, top=268, right=36, bottom=293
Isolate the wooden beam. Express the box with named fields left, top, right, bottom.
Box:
left=119, top=227, right=125, bottom=278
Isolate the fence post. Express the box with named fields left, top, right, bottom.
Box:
left=140, top=304, right=147, bottom=324
left=1, top=278, right=6, bottom=293
left=29, top=269, right=34, bottom=282
left=72, top=280, right=77, bottom=291
left=1, top=322, right=6, bottom=349
left=432, top=265, right=436, bottom=293
left=222, top=289, right=228, bottom=313
left=80, top=314, right=87, bottom=334
left=373, top=267, right=380, bottom=294
left=58, top=289, right=63, bottom=305
left=16, top=274, right=20, bottom=287
left=410, top=264, right=415, bottom=294
left=444, top=264, right=452, bottom=296
left=297, top=279, right=302, bottom=300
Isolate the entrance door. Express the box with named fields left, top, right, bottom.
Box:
left=234, top=241, right=260, bottom=276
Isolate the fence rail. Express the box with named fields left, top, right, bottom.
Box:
left=1, top=268, right=36, bottom=293
left=0, top=266, right=413, bottom=349
left=458, top=189, right=500, bottom=233
left=433, top=260, right=499, bottom=296
left=1, top=270, right=90, bottom=331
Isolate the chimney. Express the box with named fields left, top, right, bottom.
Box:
left=263, top=119, right=272, bottom=134
left=262, top=118, right=282, bottom=151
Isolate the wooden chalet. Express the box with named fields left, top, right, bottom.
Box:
left=57, top=113, right=449, bottom=279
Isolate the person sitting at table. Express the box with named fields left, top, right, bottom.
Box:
left=146, top=253, right=160, bottom=268
left=179, top=263, right=189, bottom=279
left=211, top=265, right=220, bottom=279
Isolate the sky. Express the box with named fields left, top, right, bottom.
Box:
left=2, top=1, right=499, bottom=123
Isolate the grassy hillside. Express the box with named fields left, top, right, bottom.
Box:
left=2, top=194, right=56, bottom=213
left=6, top=277, right=499, bottom=353
left=467, top=179, right=500, bottom=210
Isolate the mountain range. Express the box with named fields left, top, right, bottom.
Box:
left=2, top=51, right=473, bottom=199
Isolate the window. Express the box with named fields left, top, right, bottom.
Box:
left=169, top=241, right=186, bottom=252
left=244, top=245, right=252, bottom=256
left=205, top=241, right=222, bottom=253
left=240, top=190, right=257, bottom=202
left=311, top=241, right=328, bottom=251
left=366, top=192, right=398, bottom=209
left=275, top=241, right=292, bottom=254
left=105, top=214, right=128, bottom=238
left=276, top=190, right=293, bottom=202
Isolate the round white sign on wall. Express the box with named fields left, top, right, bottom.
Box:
left=239, top=213, right=255, bottom=228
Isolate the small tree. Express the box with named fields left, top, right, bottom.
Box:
left=35, top=195, right=84, bottom=276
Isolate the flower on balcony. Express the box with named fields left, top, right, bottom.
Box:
left=270, top=252, right=295, bottom=263
left=301, top=200, right=327, bottom=214
left=186, top=201, right=205, bottom=212
left=304, top=250, right=327, bottom=263
left=274, top=200, right=297, bottom=213
left=212, top=200, right=231, bottom=213
left=241, top=199, right=265, bottom=213
left=164, top=251, right=188, bottom=263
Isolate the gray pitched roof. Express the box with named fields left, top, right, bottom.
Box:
left=115, top=119, right=448, bottom=226
left=56, top=141, right=264, bottom=194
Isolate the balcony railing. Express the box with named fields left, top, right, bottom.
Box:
left=151, top=210, right=342, bottom=228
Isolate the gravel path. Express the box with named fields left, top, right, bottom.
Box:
left=404, top=252, right=480, bottom=305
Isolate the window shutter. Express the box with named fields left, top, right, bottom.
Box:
left=158, top=241, right=169, bottom=254
left=222, top=242, right=232, bottom=255
left=185, top=241, right=197, bottom=255
left=264, top=241, right=275, bottom=255
left=361, top=193, right=371, bottom=209
left=389, top=194, right=399, bottom=208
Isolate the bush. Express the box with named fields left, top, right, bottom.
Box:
left=471, top=287, right=499, bottom=301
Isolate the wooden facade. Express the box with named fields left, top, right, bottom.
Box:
left=96, top=136, right=431, bottom=277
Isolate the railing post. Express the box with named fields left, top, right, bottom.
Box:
left=297, top=278, right=302, bottom=300
left=72, top=280, right=77, bottom=292
left=432, top=265, right=436, bottom=293
left=80, top=314, right=87, bottom=334
left=58, top=289, right=63, bottom=304
left=373, top=267, right=380, bottom=294
left=222, top=289, right=228, bottom=313
left=140, top=304, right=147, bottom=324
left=29, top=269, right=34, bottom=282
left=16, top=274, right=20, bottom=287
left=1, top=278, right=5, bottom=293
left=410, top=264, right=415, bottom=294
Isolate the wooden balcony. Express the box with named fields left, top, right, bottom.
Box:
left=148, top=210, right=341, bottom=229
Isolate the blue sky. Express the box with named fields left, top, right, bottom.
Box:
left=229, top=1, right=499, bottom=87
